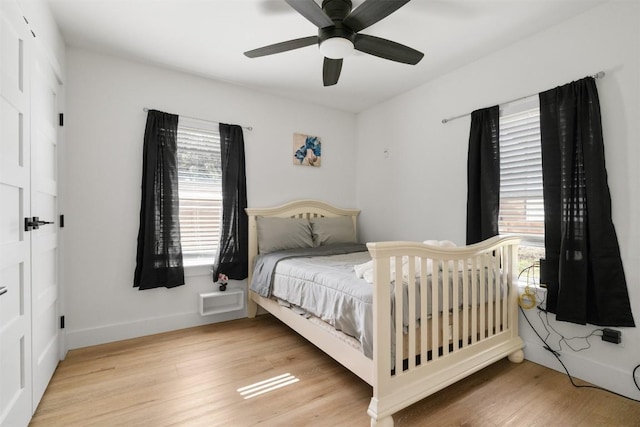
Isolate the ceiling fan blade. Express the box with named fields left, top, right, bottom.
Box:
left=244, top=36, right=318, bottom=58
left=285, top=0, right=333, bottom=28
left=354, top=34, right=423, bottom=65
left=323, top=57, right=343, bottom=86
left=343, top=0, right=411, bottom=32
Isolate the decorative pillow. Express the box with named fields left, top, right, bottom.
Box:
left=256, top=217, right=313, bottom=253
left=311, top=216, right=357, bottom=246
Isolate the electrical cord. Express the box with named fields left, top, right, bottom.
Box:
left=519, top=264, right=604, bottom=352
left=517, top=263, right=640, bottom=401
left=517, top=263, right=539, bottom=309
left=535, top=292, right=601, bottom=353
left=520, top=306, right=640, bottom=402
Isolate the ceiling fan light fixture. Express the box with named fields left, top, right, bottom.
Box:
left=245, top=0, right=423, bottom=86
left=319, top=37, right=354, bottom=59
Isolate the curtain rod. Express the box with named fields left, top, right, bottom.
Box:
left=143, top=107, right=253, bottom=131
left=441, top=71, right=606, bottom=124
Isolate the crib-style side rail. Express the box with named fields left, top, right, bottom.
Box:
left=366, top=236, right=521, bottom=422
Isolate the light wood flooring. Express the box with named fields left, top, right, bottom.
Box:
left=30, top=315, right=640, bottom=426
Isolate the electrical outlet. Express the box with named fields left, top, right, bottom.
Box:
left=602, top=328, right=622, bottom=344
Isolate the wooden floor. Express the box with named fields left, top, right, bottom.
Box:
left=31, top=315, right=640, bottom=427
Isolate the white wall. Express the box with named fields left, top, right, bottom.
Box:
left=356, top=1, right=640, bottom=399
left=62, top=48, right=357, bottom=349
left=60, top=0, right=639, bottom=399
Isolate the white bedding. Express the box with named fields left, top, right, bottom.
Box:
left=269, top=250, right=505, bottom=360
left=271, top=251, right=374, bottom=357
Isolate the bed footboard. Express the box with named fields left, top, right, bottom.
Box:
left=366, top=236, right=523, bottom=426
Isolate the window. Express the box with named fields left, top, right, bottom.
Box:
left=177, top=118, right=222, bottom=267
left=499, top=98, right=545, bottom=273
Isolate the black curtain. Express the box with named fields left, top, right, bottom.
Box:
left=539, top=77, right=634, bottom=326
left=213, top=123, right=248, bottom=281
left=466, top=105, right=500, bottom=245
left=134, top=110, right=185, bottom=290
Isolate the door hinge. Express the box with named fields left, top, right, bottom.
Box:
left=60, top=315, right=65, bottom=329
left=23, top=16, right=35, bottom=37
left=59, top=113, right=64, bottom=126
left=60, top=214, right=65, bottom=228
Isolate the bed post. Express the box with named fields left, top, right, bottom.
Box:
left=507, top=240, right=524, bottom=363
left=366, top=242, right=395, bottom=427
left=246, top=211, right=259, bottom=318
left=247, top=294, right=258, bottom=318
left=370, top=415, right=394, bottom=427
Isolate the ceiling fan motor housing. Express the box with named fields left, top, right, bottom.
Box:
left=318, top=0, right=356, bottom=58
left=318, top=26, right=356, bottom=45
left=321, top=0, right=353, bottom=22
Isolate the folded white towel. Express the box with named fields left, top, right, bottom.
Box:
left=363, top=269, right=374, bottom=284
left=356, top=240, right=459, bottom=284
left=354, top=260, right=373, bottom=278
left=359, top=257, right=427, bottom=284
left=357, top=259, right=396, bottom=284
left=422, top=240, right=437, bottom=246
left=423, top=239, right=457, bottom=247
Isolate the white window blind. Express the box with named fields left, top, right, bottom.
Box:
left=177, top=118, right=222, bottom=266
left=499, top=103, right=544, bottom=245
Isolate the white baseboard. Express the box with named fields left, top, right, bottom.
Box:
left=65, top=308, right=246, bottom=350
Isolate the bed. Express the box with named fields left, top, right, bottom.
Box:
left=246, top=200, right=524, bottom=427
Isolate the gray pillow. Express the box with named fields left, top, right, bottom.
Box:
left=257, top=217, right=313, bottom=253
left=311, top=216, right=357, bottom=246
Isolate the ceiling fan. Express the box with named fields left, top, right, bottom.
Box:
left=244, top=0, right=424, bottom=86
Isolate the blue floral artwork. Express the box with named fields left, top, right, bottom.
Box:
left=293, top=133, right=321, bottom=167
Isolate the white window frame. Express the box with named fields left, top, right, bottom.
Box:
left=177, top=117, right=222, bottom=268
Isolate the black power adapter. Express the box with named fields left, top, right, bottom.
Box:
left=602, top=328, right=622, bottom=344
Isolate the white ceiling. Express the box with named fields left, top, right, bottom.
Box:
left=46, top=0, right=605, bottom=113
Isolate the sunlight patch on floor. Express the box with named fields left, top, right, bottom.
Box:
left=237, top=373, right=300, bottom=399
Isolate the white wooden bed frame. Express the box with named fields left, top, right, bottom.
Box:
left=246, top=200, right=524, bottom=426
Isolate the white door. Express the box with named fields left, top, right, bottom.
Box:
left=0, top=0, right=33, bottom=425
left=29, top=44, right=61, bottom=409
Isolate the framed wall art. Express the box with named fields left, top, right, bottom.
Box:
left=293, top=133, right=321, bottom=167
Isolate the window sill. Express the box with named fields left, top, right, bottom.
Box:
left=517, top=280, right=547, bottom=292
left=184, top=264, right=213, bottom=278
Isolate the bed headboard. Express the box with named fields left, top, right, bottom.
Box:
left=245, top=199, right=360, bottom=283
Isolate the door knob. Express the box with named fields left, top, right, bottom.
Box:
left=0, top=286, right=7, bottom=297
left=24, top=216, right=54, bottom=231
